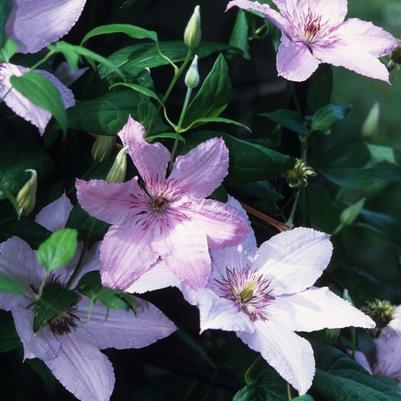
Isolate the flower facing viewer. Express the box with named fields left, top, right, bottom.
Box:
left=227, top=0, right=398, bottom=82
left=76, top=117, right=248, bottom=290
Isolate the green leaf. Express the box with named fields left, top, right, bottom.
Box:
left=0, top=320, right=21, bottom=353
left=33, top=283, right=79, bottom=332
left=0, top=134, right=54, bottom=201
left=110, top=82, right=163, bottom=106
left=339, top=198, right=366, bottom=227
left=0, top=38, right=17, bottom=63
left=11, top=71, right=68, bottom=133
left=183, top=54, right=232, bottom=127
left=77, top=271, right=136, bottom=311
left=120, top=0, right=136, bottom=8
left=313, top=342, right=401, bottom=401
left=64, top=90, right=162, bottom=135
left=260, top=109, right=308, bottom=136
left=183, top=131, right=294, bottom=184
left=229, top=10, right=250, bottom=59
left=99, top=41, right=227, bottom=80
left=81, top=23, right=158, bottom=45
left=0, top=274, right=25, bottom=294
left=0, top=0, right=11, bottom=48
left=311, top=104, right=352, bottom=133
left=313, top=143, right=401, bottom=189
left=182, top=116, right=251, bottom=133
left=36, top=228, right=78, bottom=272
left=307, top=65, right=333, bottom=112
left=146, top=132, right=185, bottom=143
left=293, top=397, right=314, bottom=401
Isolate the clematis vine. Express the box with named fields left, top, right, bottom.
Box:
left=76, top=117, right=248, bottom=290
left=183, top=198, right=375, bottom=395
left=0, top=0, right=88, bottom=133
left=227, top=0, right=398, bottom=82
left=0, top=194, right=176, bottom=401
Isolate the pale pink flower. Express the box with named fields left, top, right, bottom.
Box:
left=76, top=117, right=248, bottom=290
left=227, top=0, right=398, bottom=82
left=185, top=198, right=374, bottom=394
left=0, top=0, right=88, bottom=133
left=0, top=195, right=176, bottom=401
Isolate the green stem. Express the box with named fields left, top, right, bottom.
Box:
left=287, top=383, right=293, bottom=400
left=29, top=50, right=55, bottom=72
left=287, top=189, right=301, bottom=227
left=168, top=86, right=193, bottom=172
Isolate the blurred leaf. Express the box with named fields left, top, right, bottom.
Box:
left=36, top=228, right=78, bottom=272
left=99, top=41, right=227, bottom=80
left=0, top=38, right=17, bottom=63
left=77, top=271, right=136, bottom=311
left=229, top=10, right=250, bottom=59
left=307, top=65, right=333, bottom=112
left=311, top=104, right=352, bottom=133
left=0, top=135, right=54, bottom=200
left=11, top=71, right=68, bottom=133
left=293, top=397, right=314, bottom=401
left=33, top=284, right=79, bottom=332
left=183, top=54, right=232, bottom=127
left=334, top=198, right=366, bottom=234
left=65, top=90, right=162, bottom=135
left=0, top=0, right=11, bottom=48
left=82, top=23, right=158, bottom=44
left=260, top=109, right=308, bottom=136
left=313, top=342, right=401, bottom=401
left=0, top=320, right=21, bottom=353
left=313, top=144, right=401, bottom=189
left=0, top=274, right=25, bottom=294
left=183, top=131, right=294, bottom=184
left=120, top=0, right=136, bottom=8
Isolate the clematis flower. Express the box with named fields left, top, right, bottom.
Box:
left=353, top=306, right=401, bottom=388
left=76, top=117, right=248, bottom=290
left=184, top=198, right=374, bottom=395
left=0, top=194, right=176, bottom=401
left=227, top=0, right=398, bottom=82
left=0, top=0, right=88, bottom=133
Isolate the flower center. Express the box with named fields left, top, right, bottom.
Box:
left=152, top=195, right=168, bottom=213
left=48, top=306, right=79, bottom=335
left=216, top=268, right=274, bottom=321
left=302, top=15, right=322, bottom=43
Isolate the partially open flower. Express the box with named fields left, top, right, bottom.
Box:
left=91, top=136, right=115, bottom=163
left=16, top=169, right=37, bottom=218
left=362, top=299, right=395, bottom=331
left=106, top=147, right=127, bottom=183
left=285, top=159, right=316, bottom=188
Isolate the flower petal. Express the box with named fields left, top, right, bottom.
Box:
left=169, top=137, right=229, bottom=198
left=76, top=177, right=144, bottom=226
left=0, top=64, right=75, bottom=134
left=100, top=224, right=159, bottom=290
left=238, top=320, right=315, bottom=395
left=312, top=42, right=391, bottom=83
left=45, top=330, right=114, bottom=401
left=153, top=221, right=211, bottom=289
left=267, top=287, right=375, bottom=332
left=0, top=237, right=43, bottom=310
left=12, top=308, right=61, bottom=360
left=333, top=18, right=398, bottom=58
left=6, top=0, right=87, bottom=54
left=76, top=297, right=175, bottom=349
left=126, top=260, right=180, bottom=294
left=35, top=193, right=73, bottom=232
left=185, top=199, right=248, bottom=249
left=252, top=227, right=333, bottom=296
left=277, top=34, right=320, bottom=82
left=375, top=327, right=401, bottom=381
left=195, top=288, right=255, bottom=333
left=54, top=62, right=89, bottom=87
left=351, top=350, right=373, bottom=375
left=227, top=0, right=288, bottom=33
left=118, top=116, right=170, bottom=189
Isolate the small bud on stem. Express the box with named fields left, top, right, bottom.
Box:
left=16, top=169, right=37, bottom=218
left=184, top=5, right=201, bottom=49
left=185, top=55, right=200, bottom=89
left=106, top=147, right=127, bottom=183
left=91, top=135, right=115, bottom=163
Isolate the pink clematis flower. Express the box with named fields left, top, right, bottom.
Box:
left=0, top=0, right=88, bottom=133
left=76, top=117, right=248, bottom=291
left=353, top=306, right=401, bottom=388
left=0, top=194, right=176, bottom=401
left=184, top=198, right=374, bottom=395
left=227, top=0, right=398, bottom=82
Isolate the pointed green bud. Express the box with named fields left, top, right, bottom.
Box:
left=16, top=169, right=37, bottom=218
left=362, top=299, right=395, bottom=330
left=185, top=55, right=200, bottom=89
left=106, top=147, right=127, bottom=183
left=91, top=135, right=115, bottom=163
left=285, top=159, right=316, bottom=188
left=184, top=5, right=201, bottom=49
left=362, top=102, right=380, bottom=139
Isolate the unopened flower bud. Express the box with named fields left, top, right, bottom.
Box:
left=362, top=102, right=380, bottom=139
left=184, top=5, right=201, bottom=49
left=16, top=169, right=37, bottom=218
left=391, top=44, right=401, bottom=65
left=325, top=328, right=340, bottom=343
left=285, top=159, right=316, bottom=188
left=185, top=56, right=200, bottom=89
left=362, top=299, right=395, bottom=330
left=106, top=147, right=127, bottom=183
left=91, top=135, right=115, bottom=163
